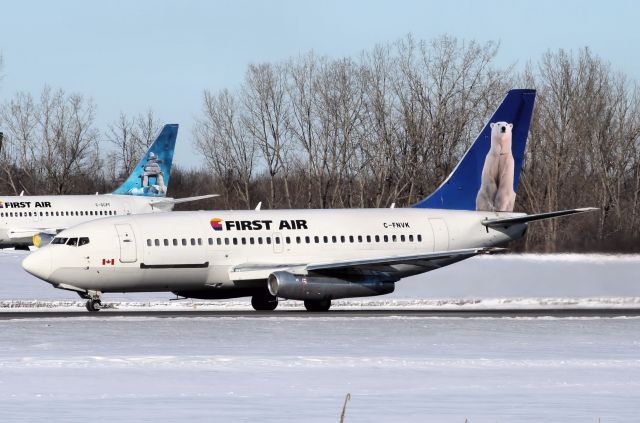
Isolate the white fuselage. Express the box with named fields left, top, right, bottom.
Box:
left=23, top=208, right=526, bottom=296
left=0, top=194, right=169, bottom=247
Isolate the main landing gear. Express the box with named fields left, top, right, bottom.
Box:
left=251, top=293, right=278, bottom=311
left=304, top=299, right=332, bottom=312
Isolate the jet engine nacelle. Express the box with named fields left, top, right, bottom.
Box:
left=267, top=271, right=395, bottom=301
left=32, top=233, right=55, bottom=248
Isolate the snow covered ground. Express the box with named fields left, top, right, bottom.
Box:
left=0, top=315, right=638, bottom=422
left=1, top=250, right=639, bottom=421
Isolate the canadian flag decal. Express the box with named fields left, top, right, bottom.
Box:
left=102, top=258, right=115, bottom=265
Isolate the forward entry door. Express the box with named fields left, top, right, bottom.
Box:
left=115, top=224, right=137, bottom=263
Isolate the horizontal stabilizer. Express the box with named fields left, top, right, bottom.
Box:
left=482, top=208, right=598, bottom=227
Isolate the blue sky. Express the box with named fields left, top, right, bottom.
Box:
left=1, top=0, right=638, bottom=168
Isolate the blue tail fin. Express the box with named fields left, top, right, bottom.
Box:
left=111, top=124, right=179, bottom=197
left=413, top=89, right=536, bottom=211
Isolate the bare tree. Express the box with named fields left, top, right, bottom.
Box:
left=194, top=89, right=256, bottom=209
left=242, top=63, right=292, bottom=208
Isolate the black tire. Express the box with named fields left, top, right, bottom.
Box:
left=304, top=299, right=331, bottom=312
left=85, top=299, right=102, bottom=312
left=251, top=294, right=278, bottom=311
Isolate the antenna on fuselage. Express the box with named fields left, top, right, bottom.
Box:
left=390, top=203, right=395, bottom=209
left=255, top=202, right=262, bottom=211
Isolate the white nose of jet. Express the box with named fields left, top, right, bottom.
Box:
left=22, top=248, right=52, bottom=281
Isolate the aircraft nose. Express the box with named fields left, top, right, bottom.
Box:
left=22, top=248, right=53, bottom=281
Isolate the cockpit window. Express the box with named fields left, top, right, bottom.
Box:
left=51, top=237, right=68, bottom=245
left=78, top=237, right=90, bottom=246
left=67, top=237, right=79, bottom=246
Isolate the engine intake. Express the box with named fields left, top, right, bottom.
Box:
left=267, top=271, right=395, bottom=301
left=32, top=233, right=55, bottom=248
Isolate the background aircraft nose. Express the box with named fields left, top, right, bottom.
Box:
left=22, top=248, right=53, bottom=281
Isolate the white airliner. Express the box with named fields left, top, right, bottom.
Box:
left=1, top=124, right=214, bottom=249
left=22, top=90, right=597, bottom=312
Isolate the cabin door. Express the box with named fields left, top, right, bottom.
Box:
left=429, top=218, right=449, bottom=252
left=115, top=224, right=137, bottom=263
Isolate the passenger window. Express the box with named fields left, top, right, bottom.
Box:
left=417, top=234, right=422, bottom=242
left=314, top=236, right=319, bottom=243
left=266, top=237, right=271, bottom=245
left=233, top=238, right=238, bottom=245
left=190, top=238, right=196, bottom=246
left=331, top=236, right=337, bottom=243
left=208, top=238, right=213, bottom=245
left=296, top=236, right=301, bottom=244
left=392, top=235, right=397, bottom=242
left=241, top=238, right=246, bottom=245
left=366, top=235, right=371, bottom=242
left=79, top=237, right=90, bottom=246
left=217, top=238, right=222, bottom=246
left=340, top=236, right=345, bottom=243
left=250, top=238, right=255, bottom=245
left=40, top=212, right=43, bottom=217
left=409, top=235, right=414, bottom=242
left=358, top=235, right=362, bottom=242
left=224, top=238, right=230, bottom=245
left=198, top=238, right=203, bottom=246
left=275, top=237, right=280, bottom=245
left=155, top=239, right=160, bottom=246
left=147, top=239, right=152, bottom=246
left=173, top=239, right=178, bottom=246
left=375, top=235, right=380, bottom=242
left=349, top=236, right=354, bottom=243
left=285, top=236, right=291, bottom=244
left=164, top=239, right=169, bottom=246
left=401, top=235, right=405, bottom=242
left=383, top=235, right=388, bottom=242
left=67, top=238, right=79, bottom=246
left=258, top=237, right=263, bottom=245
left=182, top=239, right=187, bottom=246
left=323, top=236, right=328, bottom=243
left=305, top=236, right=310, bottom=244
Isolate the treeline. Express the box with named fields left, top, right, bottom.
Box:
left=1, top=36, right=639, bottom=252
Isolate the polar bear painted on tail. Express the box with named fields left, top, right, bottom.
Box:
left=475, top=121, right=516, bottom=212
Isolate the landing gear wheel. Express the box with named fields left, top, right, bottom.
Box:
left=304, top=299, right=331, bottom=312
left=251, top=294, right=278, bottom=311
left=85, top=299, right=102, bottom=312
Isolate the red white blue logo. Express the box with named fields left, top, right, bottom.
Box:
left=210, top=218, right=223, bottom=231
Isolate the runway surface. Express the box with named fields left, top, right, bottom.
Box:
left=2, top=308, right=640, bottom=319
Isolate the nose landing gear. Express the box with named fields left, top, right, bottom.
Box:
left=80, top=290, right=103, bottom=312
left=85, top=298, right=103, bottom=312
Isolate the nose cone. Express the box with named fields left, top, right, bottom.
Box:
left=22, top=248, right=53, bottom=281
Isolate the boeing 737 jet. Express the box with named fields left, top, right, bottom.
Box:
left=1, top=124, right=214, bottom=249
left=22, top=90, right=596, bottom=311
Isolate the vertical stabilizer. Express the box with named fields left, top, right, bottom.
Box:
left=413, top=89, right=536, bottom=211
left=112, top=124, right=179, bottom=197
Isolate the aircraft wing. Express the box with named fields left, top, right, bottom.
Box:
left=149, top=194, right=219, bottom=208
left=228, top=247, right=503, bottom=281
left=7, top=227, right=59, bottom=239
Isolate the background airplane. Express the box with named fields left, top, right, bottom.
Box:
left=22, top=90, right=596, bottom=311
left=0, top=124, right=214, bottom=249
